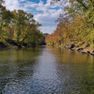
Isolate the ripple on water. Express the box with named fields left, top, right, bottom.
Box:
left=3, top=78, right=64, bottom=94
left=0, top=48, right=94, bottom=94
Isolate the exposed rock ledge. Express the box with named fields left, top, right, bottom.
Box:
left=65, top=43, right=94, bottom=56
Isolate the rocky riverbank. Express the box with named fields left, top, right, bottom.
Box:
left=65, top=42, right=94, bottom=56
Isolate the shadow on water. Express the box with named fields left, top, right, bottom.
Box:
left=0, top=47, right=94, bottom=94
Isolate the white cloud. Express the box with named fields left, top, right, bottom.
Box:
left=3, top=0, right=63, bottom=33
left=39, top=26, right=57, bottom=34
left=4, top=0, right=19, bottom=11
left=34, top=9, right=62, bottom=33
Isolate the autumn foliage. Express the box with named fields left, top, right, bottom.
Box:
left=46, top=0, right=94, bottom=48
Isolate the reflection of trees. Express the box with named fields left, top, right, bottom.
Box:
left=50, top=47, right=93, bottom=64
left=0, top=48, right=41, bottom=93
left=50, top=48, right=94, bottom=94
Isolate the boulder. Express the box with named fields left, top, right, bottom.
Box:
left=66, top=43, right=75, bottom=49
left=90, top=50, right=94, bottom=55
left=80, top=49, right=90, bottom=54
left=77, top=48, right=83, bottom=51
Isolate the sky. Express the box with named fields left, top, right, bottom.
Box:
left=4, top=0, right=64, bottom=34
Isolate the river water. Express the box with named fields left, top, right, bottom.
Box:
left=0, top=47, right=94, bottom=94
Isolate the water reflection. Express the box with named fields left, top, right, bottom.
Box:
left=0, top=47, right=94, bottom=94
left=51, top=48, right=94, bottom=94
left=0, top=48, right=41, bottom=94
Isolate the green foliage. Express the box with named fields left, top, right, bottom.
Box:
left=47, top=0, right=94, bottom=48
left=0, top=2, right=44, bottom=47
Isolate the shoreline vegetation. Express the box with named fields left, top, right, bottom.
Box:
left=46, top=43, right=94, bottom=56
left=0, top=39, right=45, bottom=49
left=0, top=0, right=94, bottom=57
left=46, top=0, right=94, bottom=56
left=0, top=0, right=45, bottom=49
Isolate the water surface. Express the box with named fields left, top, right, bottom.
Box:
left=0, top=47, right=94, bottom=94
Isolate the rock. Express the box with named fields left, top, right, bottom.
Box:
left=77, top=48, right=83, bottom=51
left=80, top=49, right=90, bottom=54
left=65, top=42, right=94, bottom=56
left=86, top=50, right=91, bottom=54
left=80, top=50, right=86, bottom=54
left=90, top=50, right=94, bottom=55
left=66, top=43, right=75, bottom=49
left=80, top=48, right=94, bottom=55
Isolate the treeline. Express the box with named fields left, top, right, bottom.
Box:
left=0, top=0, right=44, bottom=48
left=46, top=0, right=94, bottom=50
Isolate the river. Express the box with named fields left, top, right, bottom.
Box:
left=0, top=47, right=94, bottom=94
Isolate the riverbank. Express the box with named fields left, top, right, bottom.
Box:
left=64, top=42, right=94, bottom=56
left=0, top=41, right=26, bottom=49
left=0, top=39, right=43, bottom=49
left=47, top=42, right=94, bottom=56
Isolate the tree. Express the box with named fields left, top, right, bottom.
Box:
left=46, top=0, right=94, bottom=48
left=0, top=1, right=44, bottom=47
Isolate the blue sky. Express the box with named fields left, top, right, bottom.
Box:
left=4, top=0, right=64, bottom=33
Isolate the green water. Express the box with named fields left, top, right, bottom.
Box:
left=0, top=47, right=94, bottom=94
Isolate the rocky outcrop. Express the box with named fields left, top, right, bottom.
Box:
left=65, top=42, right=94, bottom=56
left=90, top=50, right=94, bottom=55
left=65, top=43, right=76, bottom=49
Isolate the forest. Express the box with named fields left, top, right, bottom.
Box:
left=0, top=0, right=44, bottom=48
left=46, top=0, right=94, bottom=54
